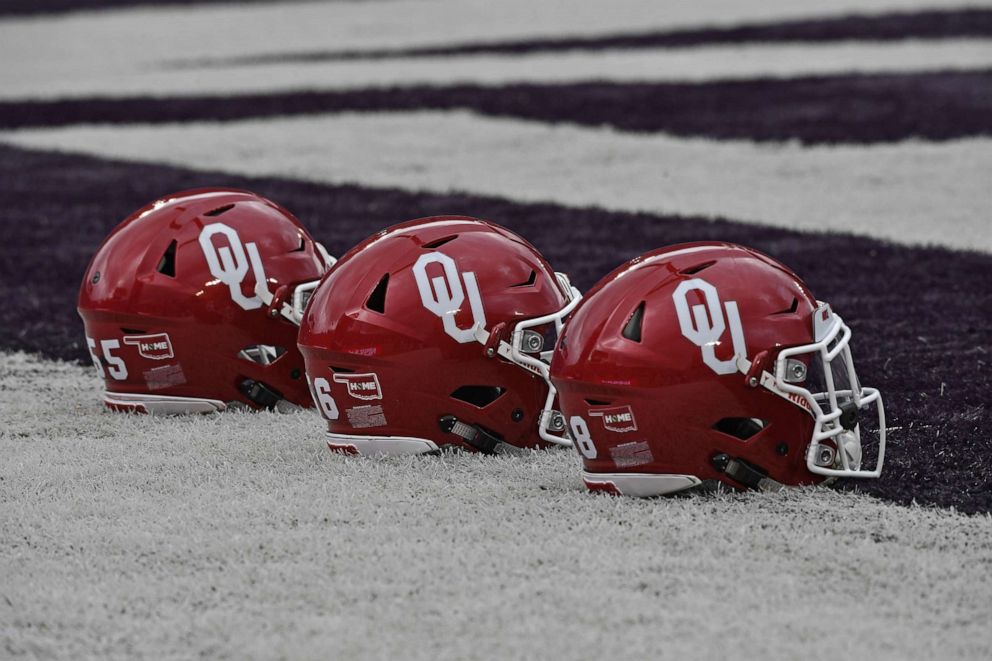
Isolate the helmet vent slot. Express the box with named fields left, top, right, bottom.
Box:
left=330, top=366, right=355, bottom=374
left=422, top=235, right=457, bottom=249
left=771, top=297, right=799, bottom=315
left=238, top=345, right=287, bottom=366
left=712, top=417, right=767, bottom=440
left=365, top=274, right=389, bottom=313
left=450, top=385, right=506, bottom=408
left=120, top=327, right=146, bottom=334
left=585, top=399, right=611, bottom=406
left=679, top=260, right=715, bottom=275
left=510, top=270, right=537, bottom=288
left=621, top=301, right=645, bottom=342
left=204, top=204, right=234, bottom=217
left=157, top=240, right=177, bottom=277
left=292, top=234, right=306, bottom=252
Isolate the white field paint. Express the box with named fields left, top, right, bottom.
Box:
left=4, top=111, right=990, bottom=252
left=0, top=0, right=975, bottom=67
left=1, top=350, right=991, bottom=659
left=0, top=39, right=989, bottom=101
left=0, top=0, right=983, bottom=98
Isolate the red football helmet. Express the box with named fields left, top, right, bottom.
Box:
left=78, top=188, right=334, bottom=414
left=298, top=216, right=581, bottom=455
left=550, top=242, right=885, bottom=496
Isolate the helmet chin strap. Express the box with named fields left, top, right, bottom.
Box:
left=238, top=379, right=284, bottom=410
left=438, top=415, right=502, bottom=454
left=711, top=453, right=786, bottom=492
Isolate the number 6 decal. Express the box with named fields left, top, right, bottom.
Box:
left=310, top=377, right=339, bottom=420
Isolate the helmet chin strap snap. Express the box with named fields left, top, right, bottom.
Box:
left=438, top=415, right=502, bottom=454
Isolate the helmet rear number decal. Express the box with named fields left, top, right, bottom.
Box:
left=198, top=223, right=273, bottom=312
left=310, top=376, right=340, bottom=420
left=413, top=252, right=487, bottom=344
left=673, top=278, right=747, bottom=375
left=86, top=337, right=128, bottom=380
left=569, top=415, right=598, bottom=459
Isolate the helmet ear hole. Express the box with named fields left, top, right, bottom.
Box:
left=621, top=301, right=646, bottom=342
left=712, top=417, right=767, bottom=440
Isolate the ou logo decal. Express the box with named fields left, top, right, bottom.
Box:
left=198, top=223, right=273, bottom=311
left=673, top=278, right=747, bottom=375
left=413, top=252, right=487, bottom=344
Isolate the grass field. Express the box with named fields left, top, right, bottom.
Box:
left=3, top=352, right=991, bottom=659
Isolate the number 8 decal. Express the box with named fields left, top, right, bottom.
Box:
left=569, top=415, right=597, bottom=459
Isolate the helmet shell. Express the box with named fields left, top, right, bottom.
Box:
left=78, top=188, right=328, bottom=409
left=551, top=242, right=823, bottom=488
left=299, top=216, right=570, bottom=451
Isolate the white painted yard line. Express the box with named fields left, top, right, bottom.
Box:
left=0, top=0, right=982, bottom=96
left=3, top=110, right=989, bottom=252
left=0, top=39, right=988, bottom=101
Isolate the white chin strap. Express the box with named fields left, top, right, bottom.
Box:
left=471, top=273, right=582, bottom=447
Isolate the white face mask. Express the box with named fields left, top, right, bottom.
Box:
left=771, top=304, right=886, bottom=479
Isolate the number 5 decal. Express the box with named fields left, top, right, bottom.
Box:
left=86, top=336, right=128, bottom=380
left=673, top=278, right=747, bottom=375
left=569, top=415, right=597, bottom=459
left=310, top=377, right=339, bottom=420
left=413, top=251, right=487, bottom=344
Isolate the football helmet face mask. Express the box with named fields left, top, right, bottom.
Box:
left=78, top=188, right=334, bottom=414
left=550, top=242, right=884, bottom=497
left=298, top=216, right=581, bottom=455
